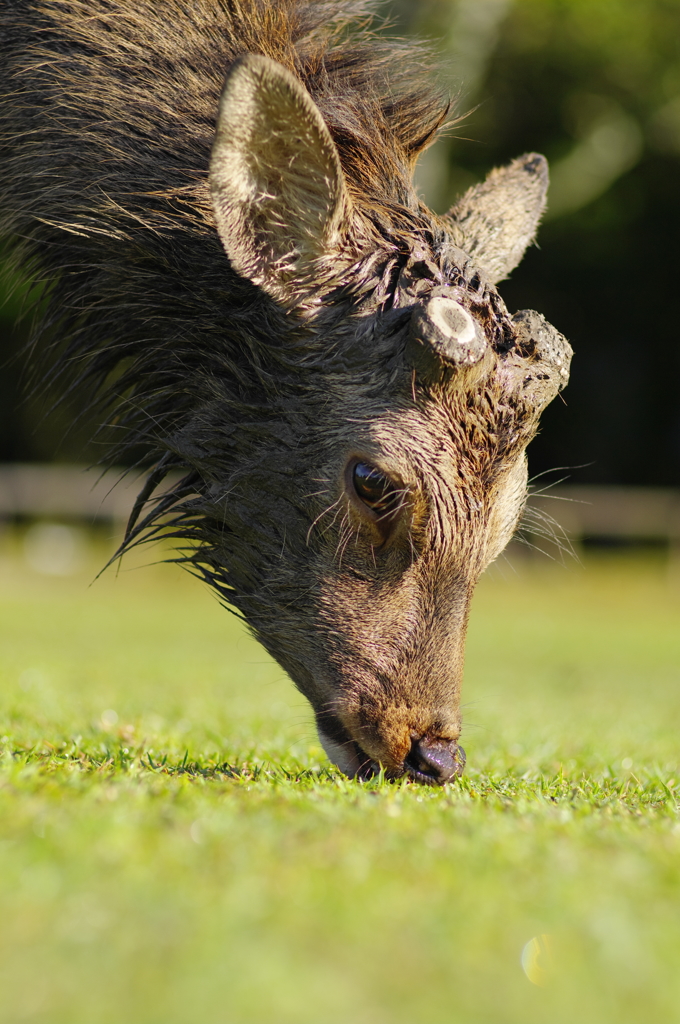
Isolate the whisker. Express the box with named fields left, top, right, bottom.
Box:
left=306, top=494, right=344, bottom=545
left=528, top=463, right=594, bottom=484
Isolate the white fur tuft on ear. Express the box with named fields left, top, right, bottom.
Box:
left=209, top=54, right=349, bottom=304
left=444, top=153, right=549, bottom=284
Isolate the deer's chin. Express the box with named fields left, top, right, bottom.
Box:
left=317, top=727, right=379, bottom=780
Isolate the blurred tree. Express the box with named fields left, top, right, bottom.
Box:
left=1, top=0, right=679, bottom=484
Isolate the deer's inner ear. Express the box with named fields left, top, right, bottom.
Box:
left=209, top=54, right=350, bottom=305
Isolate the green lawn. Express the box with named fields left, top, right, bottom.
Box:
left=0, top=529, right=679, bottom=1024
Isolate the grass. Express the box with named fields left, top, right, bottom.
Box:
left=0, top=527, right=679, bottom=1024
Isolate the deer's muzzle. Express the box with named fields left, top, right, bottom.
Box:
left=404, top=736, right=466, bottom=785
left=317, top=715, right=466, bottom=785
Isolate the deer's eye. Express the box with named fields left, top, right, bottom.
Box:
left=352, top=462, right=399, bottom=515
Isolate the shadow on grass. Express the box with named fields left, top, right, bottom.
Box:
left=1, top=736, right=345, bottom=785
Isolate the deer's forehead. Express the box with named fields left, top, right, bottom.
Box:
left=363, top=393, right=514, bottom=467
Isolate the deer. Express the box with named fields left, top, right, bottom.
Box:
left=0, top=0, right=572, bottom=783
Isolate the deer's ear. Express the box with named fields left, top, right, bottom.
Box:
left=209, top=54, right=349, bottom=304
left=445, top=154, right=549, bottom=285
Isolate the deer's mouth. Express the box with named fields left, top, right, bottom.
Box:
left=316, top=724, right=378, bottom=780
left=317, top=718, right=466, bottom=785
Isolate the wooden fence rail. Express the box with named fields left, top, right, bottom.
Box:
left=527, top=485, right=680, bottom=546
left=0, top=463, right=145, bottom=524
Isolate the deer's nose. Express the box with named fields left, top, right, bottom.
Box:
left=404, top=737, right=466, bottom=785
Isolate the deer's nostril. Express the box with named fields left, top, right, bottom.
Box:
left=404, top=737, right=466, bottom=785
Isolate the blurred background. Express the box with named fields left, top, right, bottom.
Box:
left=0, top=0, right=679, bottom=547
left=1, top=8, right=680, bottom=1021
left=396, top=0, right=680, bottom=490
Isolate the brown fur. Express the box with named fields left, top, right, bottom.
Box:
left=0, top=0, right=572, bottom=781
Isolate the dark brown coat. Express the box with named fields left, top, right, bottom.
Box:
left=0, top=0, right=572, bottom=782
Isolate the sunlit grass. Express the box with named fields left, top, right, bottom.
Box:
left=0, top=527, right=679, bottom=1024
